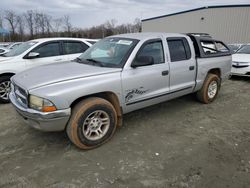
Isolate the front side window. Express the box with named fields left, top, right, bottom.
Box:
left=136, top=41, right=164, bottom=64
left=64, top=41, right=89, bottom=55
left=167, top=38, right=191, bottom=62
left=33, top=42, right=60, bottom=58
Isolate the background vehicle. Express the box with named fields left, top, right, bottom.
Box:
left=228, top=43, right=245, bottom=53
left=231, top=44, right=250, bottom=77
left=6, top=42, right=23, bottom=50
left=0, top=47, right=10, bottom=56
left=10, top=33, right=232, bottom=149
left=0, top=43, right=11, bottom=48
left=0, top=37, right=97, bottom=103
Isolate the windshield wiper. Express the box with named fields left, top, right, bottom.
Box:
left=73, top=57, right=83, bottom=63
left=85, top=58, right=104, bottom=67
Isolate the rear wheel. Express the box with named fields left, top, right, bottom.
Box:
left=66, top=97, right=117, bottom=149
left=196, top=73, right=220, bottom=104
left=0, top=76, right=12, bottom=103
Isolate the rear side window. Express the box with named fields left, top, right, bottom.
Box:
left=167, top=38, right=191, bottom=62
left=215, top=41, right=230, bottom=53
left=201, top=40, right=229, bottom=54
left=34, top=42, right=60, bottom=58
left=64, top=41, right=89, bottom=55
left=137, top=41, right=164, bottom=64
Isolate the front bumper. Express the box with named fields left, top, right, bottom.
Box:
left=9, top=92, right=71, bottom=132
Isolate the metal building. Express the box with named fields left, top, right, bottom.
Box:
left=142, top=5, right=250, bottom=44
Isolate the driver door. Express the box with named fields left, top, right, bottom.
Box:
left=122, top=39, right=170, bottom=113
left=24, top=41, right=66, bottom=69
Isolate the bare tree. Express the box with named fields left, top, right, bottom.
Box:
left=133, top=18, right=141, bottom=32
left=0, top=13, right=3, bottom=28
left=4, top=10, right=18, bottom=36
left=52, top=18, right=62, bottom=35
left=63, top=15, right=72, bottom=34
left=44, top=14, right=52, bottom=35
left=24, top=10, right=34, bottom=38
left=16, top=15, right=24, bottom=41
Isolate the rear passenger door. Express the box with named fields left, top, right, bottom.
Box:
left=63, top=41, right=90, bottom=61
left=167, top=37, right=196, bottom=93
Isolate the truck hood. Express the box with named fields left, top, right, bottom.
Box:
left=13, top=62, right=122, bottom=90
left=232, top=54, right=250, bottom=63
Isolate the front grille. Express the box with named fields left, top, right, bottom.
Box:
left=13, top=83, right=28, bottom=107
left=232, top=61, right=249, bottom=69
left=232, top=65, right=249, bottom=68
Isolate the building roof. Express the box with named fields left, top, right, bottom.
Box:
left=142, top=4, right=250, bottom=22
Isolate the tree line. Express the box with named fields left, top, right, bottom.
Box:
left=0, top=10, right=141, bottom=42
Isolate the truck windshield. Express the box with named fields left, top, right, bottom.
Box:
left=3, top=41, right=37, bottom=57
left=78, top=37, right=139, bottom=68
left=236, top=45, right=250, bottom=54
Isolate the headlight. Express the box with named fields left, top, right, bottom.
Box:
left=29, top=95, right=57, bottom=112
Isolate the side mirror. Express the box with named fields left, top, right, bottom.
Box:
left=131, top=56, right=154, bottom=68
left=27, top=52, right=40, bottom=59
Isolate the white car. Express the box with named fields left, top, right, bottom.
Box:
left=7, top=42, right=23, bottom=50
left=228, top=43, right=245, bottom=53
left=0, top=37, right=97, bottom=103
left=0, top=47, right=10, bottom=55
left=231, top=44, right=250, bottom=77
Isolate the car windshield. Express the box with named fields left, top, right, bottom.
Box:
left=3, top=41, right=37, bottom=57
left=228, top=45, right=240, bottom=52
left=236, top=45, right=250, bottom=54
left=78, top=37, right=139, bottom=68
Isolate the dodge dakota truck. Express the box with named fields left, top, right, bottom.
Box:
left=10, top=33, right=232, bottom=149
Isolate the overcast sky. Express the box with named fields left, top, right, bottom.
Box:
left=1, top=0, right=250, bottom=28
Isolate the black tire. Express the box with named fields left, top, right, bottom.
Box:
left=196, top=73, right=220, bottom=104
left=66, top=97, right=117, bottom=150
left=0, top=76, right=12, bottom=104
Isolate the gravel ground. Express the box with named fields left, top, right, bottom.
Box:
left=0, top=77, right=250, bottom=188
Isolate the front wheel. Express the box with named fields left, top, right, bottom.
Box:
left=196, top=73, right=220, bottom=104
left=66, top=97, right=117, bottom=149
left=0, top=76, right=12, bottom=103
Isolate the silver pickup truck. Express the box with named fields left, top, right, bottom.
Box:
left=10, top=33, right=232, bottom=149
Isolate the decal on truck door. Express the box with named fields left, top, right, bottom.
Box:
left=125, top=87, right=148, bottom=103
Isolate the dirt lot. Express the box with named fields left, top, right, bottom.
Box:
left=0, top=77, right=250, bottom=188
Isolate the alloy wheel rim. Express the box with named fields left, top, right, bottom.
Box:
left=208, top=80, right=218, bottom=99
left=82, top=110, right=110, bottom=141
left=0, top=81, right=11, bottom=100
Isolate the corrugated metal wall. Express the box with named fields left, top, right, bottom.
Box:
left=142, top=7, right=250, bottom=44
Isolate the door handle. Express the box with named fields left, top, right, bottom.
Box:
left=55, top=59, right=63, bottom=61
left=162, top=70, right=169, bottom=76
left=189, top=66, right=195, bottom=71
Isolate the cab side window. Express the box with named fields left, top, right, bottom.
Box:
left=167, top=38, right=191, bottom=62
left=64, top=41, right=89, bottom=55
left=137, top=41, right=164, bottom=64
left=33, top=42, right=60, bottom=58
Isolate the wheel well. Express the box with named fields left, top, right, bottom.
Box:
left=0, top=73, right=15, bottom=78
left=70, top=92, right=123, bottom=127
left=208, top=68, right=221, bottom=78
